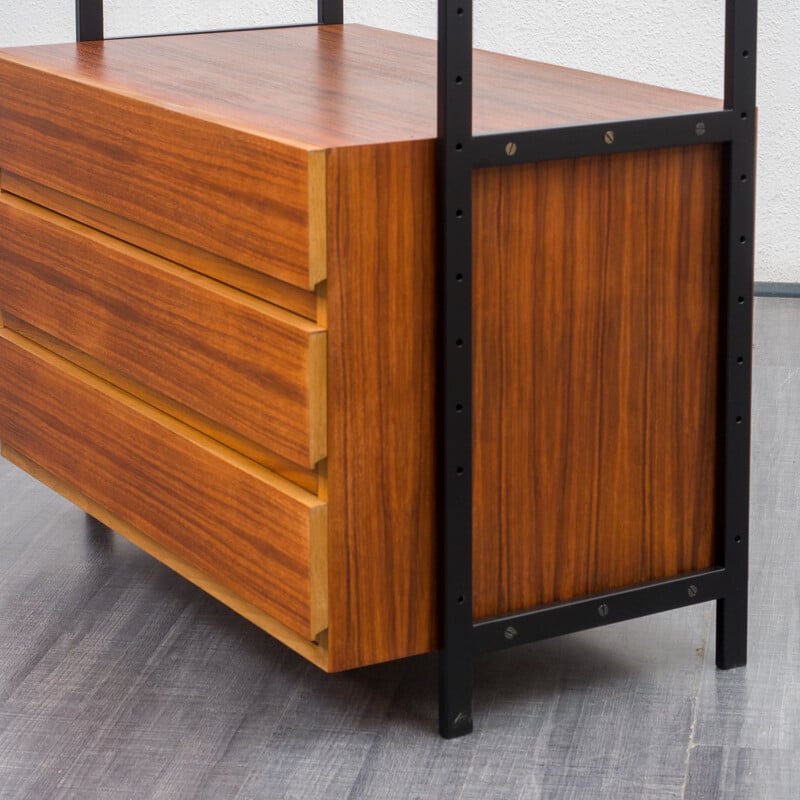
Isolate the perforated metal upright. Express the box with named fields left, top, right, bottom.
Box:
left=72, top=0, right=756, bottom=739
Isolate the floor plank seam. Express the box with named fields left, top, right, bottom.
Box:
left=679, top=612, right=712, bottom=800
left=231, top=665, right=311, bottom=800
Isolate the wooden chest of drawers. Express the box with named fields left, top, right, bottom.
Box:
left=0, top=25, right=724, bottom=671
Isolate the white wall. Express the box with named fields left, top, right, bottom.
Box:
left=1, top=1, right=797, bottom=282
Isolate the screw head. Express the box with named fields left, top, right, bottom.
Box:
left=504, top=625, right=518, bottom=640
left=695, top=121, right=707, bottom=136
left=604, top=130, right=615, bottom=145
left=505, top=141, right=518, bottom=157
left=598, top=603, right=610, bottom=618
left=688, top=584, right=698, bottom=598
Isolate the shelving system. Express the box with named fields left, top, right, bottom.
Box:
left=8, top=0, right=754, bottom=737
left=435, top=1, right=756, bottom=739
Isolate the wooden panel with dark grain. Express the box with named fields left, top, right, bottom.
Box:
left=326, top=141, right=438, bottom=671
left=2, top=315, right=321, bottom=495
left=472, top=145, right=722, bottom=619
left=2, top=446, right=331, bottom=670
left=0, top=172, right=319, bottom=321
left=0, top=60, right=324, bottom=290
left=0, top=194, right=326, bottom=469
left=0, top=26, right=721, bottom=150
left=0, top=329, right=327, bottom=639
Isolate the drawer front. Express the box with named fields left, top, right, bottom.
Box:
left=0, top=196, right=325, bottom=468
left=0, top=330, right=326, bottom=639
left=0, top=58, right=325, bottom=290
left=0, top=173, right=319, bottom=322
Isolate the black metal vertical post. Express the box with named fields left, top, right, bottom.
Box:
left=717, top=0, right=757, bottom=670
left=318, top=1, right=344, bottom=25
left=437, top=0, right=475, bottom=739
left=76, top=0, right=104, bottom=41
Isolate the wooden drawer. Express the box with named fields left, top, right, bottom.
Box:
left=0, top=172, right=319, bottom=321
left=0, top=194, right=325, bottom=469
left=0, top=329, right=327, bottom=640
left=0, top=56, right=325, bottom=291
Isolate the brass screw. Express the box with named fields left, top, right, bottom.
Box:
left=604, top=130, right=615, bottom=145
left=505, top=141, right=518, bottom=157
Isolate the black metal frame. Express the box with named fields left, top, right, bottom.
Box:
left=72, top=0, right=756, bottom=739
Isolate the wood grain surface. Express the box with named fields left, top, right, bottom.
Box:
left=326, top=141, right=438, bottom=670
left=2, top=315, right=321, bottom=495
left=0, top=194, right=326, bottom=469
left=472, top=145, right=722, bottom=618
left=0, top=60, right=324, bottom=290
left=325, top=141, right=722, bottom=662
left=1, top=172, right=319, bottom=321
left=0, top=25, right=721, bottom=148
left=2, top=446, right=330, bottom=670
left=0, top=329, right=327, bottom=638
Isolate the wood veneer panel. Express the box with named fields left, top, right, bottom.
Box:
left=2, top=315, right=320, bottom=494
left=0, top=172, right=319, bottom=321
left=325, top=142, right=721, bottom=664
left=0, top=195, right=326, bottom=468
left=2, top=446, right=330, bottom=670
left=0, top=60, right=323, bottom=290
left=0, top=329, right=326, bottom=638
left=326, top=142, right=438, bottom=671
left=0, top=26, right=720, bottom=149
left=472, top=145, right=722, bottom=618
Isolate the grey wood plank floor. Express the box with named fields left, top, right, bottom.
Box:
left=1, top=296, right=797, bottom=800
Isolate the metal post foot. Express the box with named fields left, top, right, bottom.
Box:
left=716, top=595, right=747, bottom=670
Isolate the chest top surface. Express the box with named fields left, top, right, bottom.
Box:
left=0, top=24, right=720, bottom=149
